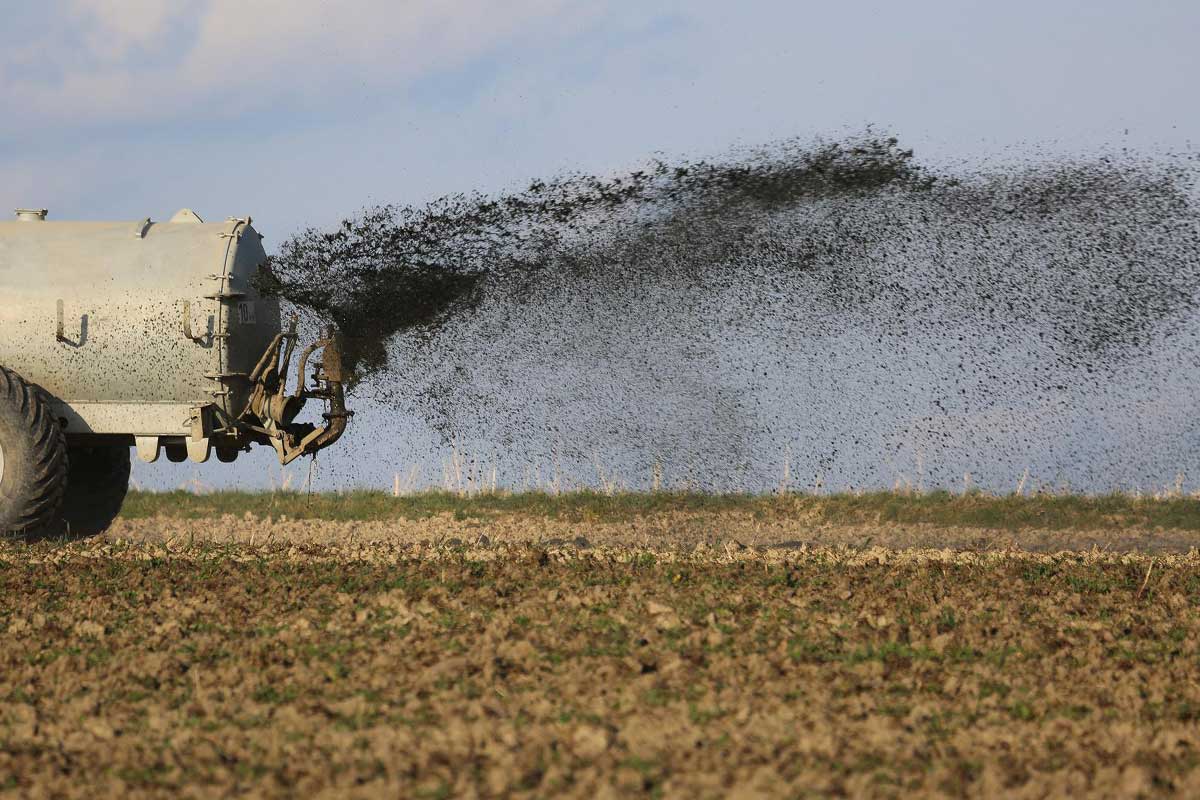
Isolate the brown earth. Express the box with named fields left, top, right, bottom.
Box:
left=1, top=518, right=1199, bottom=798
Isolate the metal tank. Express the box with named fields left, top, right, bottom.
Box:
left=0, top=208, right=350, bottom=535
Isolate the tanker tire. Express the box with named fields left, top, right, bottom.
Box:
left=62, top=446, right=131, bottom=537
left=0, top=366, right=69, bottom=536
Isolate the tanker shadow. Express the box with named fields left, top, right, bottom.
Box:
left=5, top=383, right=123, bottom=544
left=9, top=509, right=122, bottom=544
left=199, top=315, right=215, bottom=348
left=8, top=523, right=97, bottom=545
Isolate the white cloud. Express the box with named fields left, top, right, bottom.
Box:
left=2, top=0, right=598, bottom=132
left=67, top=0, right=187, bottom=62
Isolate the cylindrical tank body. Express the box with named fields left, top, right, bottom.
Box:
left=0, top=210, right=281, bottom=441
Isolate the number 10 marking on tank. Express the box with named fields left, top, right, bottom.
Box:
left=237, top=301, right=256, bottom=325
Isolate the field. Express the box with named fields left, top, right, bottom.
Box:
left=3, top=492, right=1200, bottom=798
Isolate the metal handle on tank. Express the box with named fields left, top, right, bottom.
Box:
left=55, top=300, right=86, bottom=347
left=181, top=301, right=208, bottom=344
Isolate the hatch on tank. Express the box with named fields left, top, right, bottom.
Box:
left=169, top=209, right=205, bottom=224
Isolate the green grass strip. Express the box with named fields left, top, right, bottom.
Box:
left=117, top=489, right=1200, bottom=530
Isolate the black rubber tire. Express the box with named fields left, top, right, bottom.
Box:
left=61, top=445, right=131, bottom=537
left=0, top=366, right=69, bottom=535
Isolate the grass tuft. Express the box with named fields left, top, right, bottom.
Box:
left=117, top=489, right=1200, bottom=530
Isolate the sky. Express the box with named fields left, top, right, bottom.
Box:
left=3, top=0, right=1197, bottom=233
left=2, top=0, right=1198, bottom=491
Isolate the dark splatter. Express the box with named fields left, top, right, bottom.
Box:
left=257, top=133, right=1200, bottom=492
left=256, top=134, right=931, bottom=379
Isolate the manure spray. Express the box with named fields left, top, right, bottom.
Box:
left=257, top=133, right=1200, bottom=492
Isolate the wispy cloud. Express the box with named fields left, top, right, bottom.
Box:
left=67, top=0, right=189, bottom=62
left=2, top=0, right=599, bottom=133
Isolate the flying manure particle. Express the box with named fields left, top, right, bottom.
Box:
left=255, top=133, right=1200, bottom=492
left=255, top=134, right=931, bottom=381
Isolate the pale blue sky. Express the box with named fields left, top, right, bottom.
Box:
left=3, top=1, right=1197, bottom=235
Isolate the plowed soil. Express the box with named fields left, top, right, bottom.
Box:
left=2, top=516, right=1199, bottom=798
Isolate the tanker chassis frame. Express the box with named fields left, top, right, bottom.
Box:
left=95, top=316, right=352, bottom=467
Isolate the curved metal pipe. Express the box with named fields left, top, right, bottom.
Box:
left=302, top=329, right=350, bottom=452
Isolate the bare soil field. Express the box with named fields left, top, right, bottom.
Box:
left=3, top=508, right=1200, bottom=798
left=104, top=509, right=1200, bottom=554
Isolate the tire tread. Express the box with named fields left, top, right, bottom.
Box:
left=0, top=366, right=68, bottom=533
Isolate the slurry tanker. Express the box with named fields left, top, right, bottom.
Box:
left=0, top=209, right=350, bottom=535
